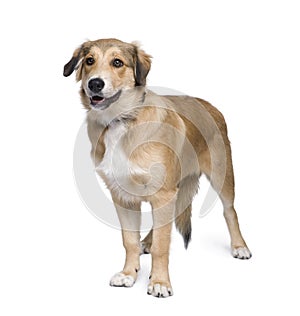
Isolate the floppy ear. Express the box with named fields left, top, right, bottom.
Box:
left=63, top=46, right=82, bottom=78
left=133, top=44, right=152, bottom=86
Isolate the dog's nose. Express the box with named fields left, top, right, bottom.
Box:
left=88, top=78, right=105, bottom=93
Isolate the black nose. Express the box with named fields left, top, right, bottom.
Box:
left=88, top=78, right=105, bottom=93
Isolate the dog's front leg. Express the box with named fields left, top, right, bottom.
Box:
left=109, top=201, right=141, bottom=288
left=147, top=191, right=176, bottom=297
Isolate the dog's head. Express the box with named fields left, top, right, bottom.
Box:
left=63, top=38, right=152, bottom=110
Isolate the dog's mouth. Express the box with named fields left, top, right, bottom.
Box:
left=90, top=95, right=104, bottom=105
left=89, top=90, right=122, bottom=110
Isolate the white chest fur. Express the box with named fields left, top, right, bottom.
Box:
left=97, top=123, right=128, bottom=179
left=96, top=122, right=149, bottom=201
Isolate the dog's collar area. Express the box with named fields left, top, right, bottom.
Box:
left=108, top=90, right=147, bottom=127
left=140, top=91, right=146, bottom=104
left=109, top=114, right=137, bottom=127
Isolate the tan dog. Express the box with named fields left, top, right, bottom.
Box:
left=64, top=38, right=251, bottom=298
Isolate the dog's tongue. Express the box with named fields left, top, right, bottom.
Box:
left=91, top=96, right=104, bottom=106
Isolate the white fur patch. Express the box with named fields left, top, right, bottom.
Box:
left=110, top=272, right=135, bottom=287
left=232, top=247, right=252, bottom=259
left=96, top=123, right=128, bottom=180
left=147, top=283, right=173, bottom=298
left=96, top=122, right=154, bottom=202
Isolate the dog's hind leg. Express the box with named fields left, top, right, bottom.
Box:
left=201, top=143, right=252, bottom=259
left=141, top=229, right=152, bottom=254
left=219, top=174, right=252, bottom=259
left=110, top=201, right=141, bottom=287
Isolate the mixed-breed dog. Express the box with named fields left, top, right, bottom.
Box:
left=64, top=38, right=251, bottom=298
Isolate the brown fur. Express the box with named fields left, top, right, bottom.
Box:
left=64, top=38, right=251, bottom=297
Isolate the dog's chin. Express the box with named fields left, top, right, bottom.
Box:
left=89, top=90, right=122, bottom=110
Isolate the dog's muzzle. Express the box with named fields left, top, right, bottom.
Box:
left=87, top=78, right=122, bottom=110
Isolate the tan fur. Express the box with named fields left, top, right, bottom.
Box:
left=64, top=38, right=251, bottom=297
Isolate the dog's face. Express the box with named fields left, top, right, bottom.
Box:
left=64, top=38, right=151, bottom=110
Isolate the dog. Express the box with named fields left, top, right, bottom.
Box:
left=64, top=38, right=251, bottom=298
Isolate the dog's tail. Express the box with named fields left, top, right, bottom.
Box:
left=175, top=174, right=199, bottom=249
left=175, top=205, right=192, bottom=249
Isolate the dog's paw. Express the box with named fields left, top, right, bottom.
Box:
left=232, top=247, right=252, bottom=259
left=147, top=283, right=173, bottom=298
left=109, top=272, right=135, bottom=287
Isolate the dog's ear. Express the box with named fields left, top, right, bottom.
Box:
left=133, top=43, right=152, bottom=86
left=63, top=46, right=83, bottom=79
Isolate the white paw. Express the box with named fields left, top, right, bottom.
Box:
left=109, top=272, right=135, bottom=287
left=232, top=247, right=252, bottom=259
left=147, top=283, right=173, bottom=298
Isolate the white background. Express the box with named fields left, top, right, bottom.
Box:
left=1, top=0, right=300, bottom=315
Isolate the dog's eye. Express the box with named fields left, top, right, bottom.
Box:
left=112, top=59, right=124, bottom=68
left=86, top=57, right=95, bottom=66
